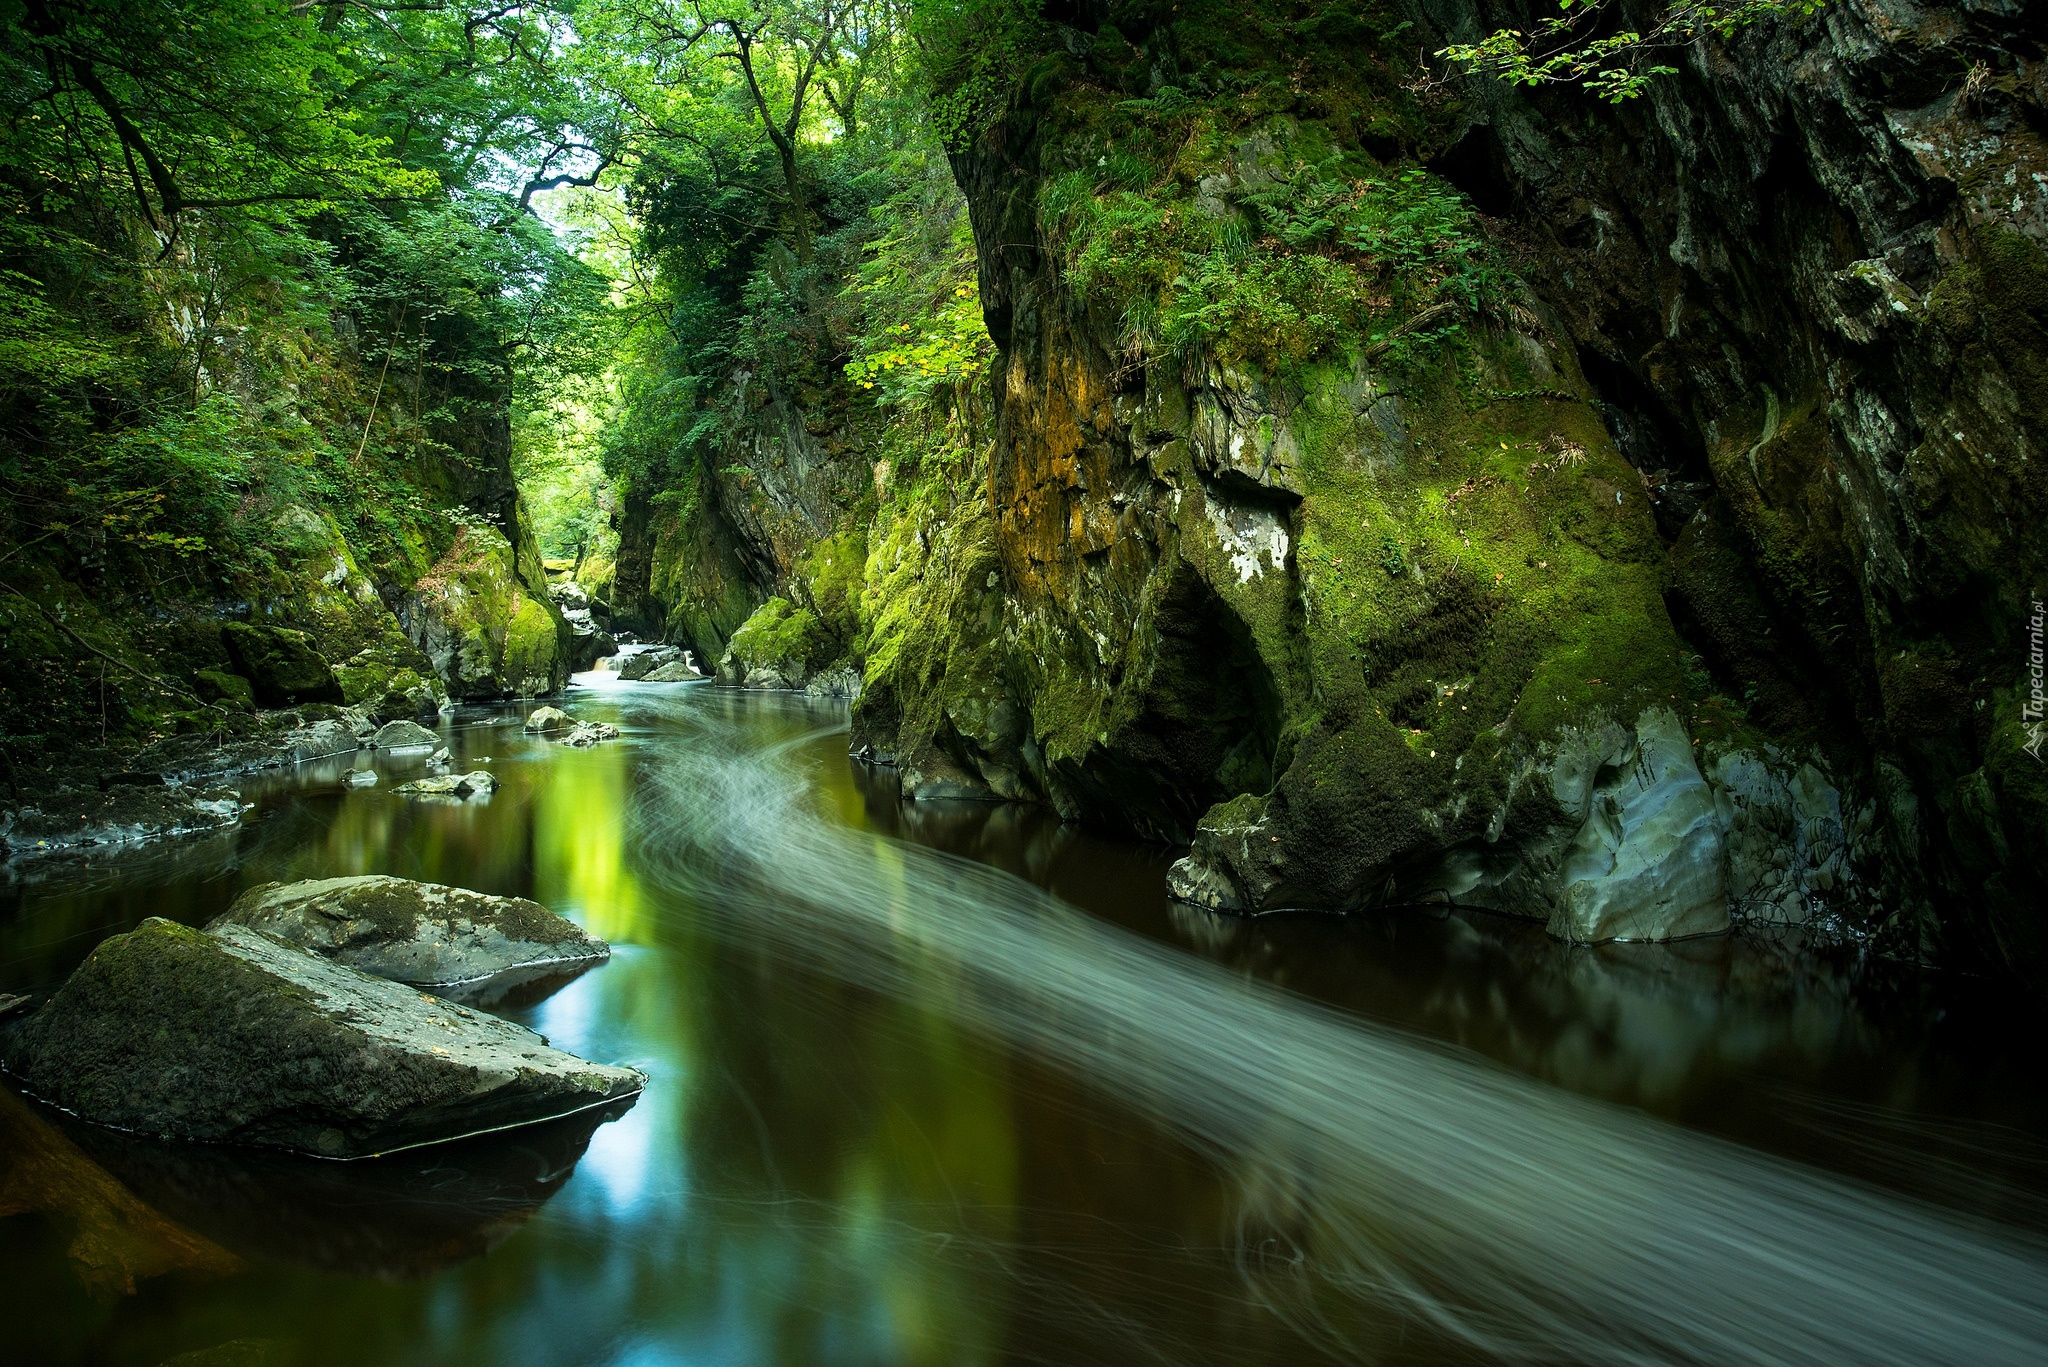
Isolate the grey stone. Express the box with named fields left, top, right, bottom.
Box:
left=391, top=770, right=495, bottom=799
left=343, top=768, right=378, bottom=788
left=208, top=875, right=608, bottom=992
left=642, top=661, right=699, bottom=683
left=1550, top=710, right=1729, bottom=943
left=371, top=720, right=439, bottom=750
left=0, top=918, right=643, bottom=1158
left=616, top=648, right=680, bottom=681
left=524, top=705, right=573, bottom=732
left=559, top=722, right=620, bottom=747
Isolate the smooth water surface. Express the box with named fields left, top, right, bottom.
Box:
left=4, top=680, right=2047, bottom=1366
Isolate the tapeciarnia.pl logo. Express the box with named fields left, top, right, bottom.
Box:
left=2026, top=596, right=2047, bottom=762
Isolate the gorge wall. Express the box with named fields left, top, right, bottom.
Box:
left=622, top=0, right=2046, bottom=982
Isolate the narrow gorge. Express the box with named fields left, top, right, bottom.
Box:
left=2, top=1, right=2045, bottom=1362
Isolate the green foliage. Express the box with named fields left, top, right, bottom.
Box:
left=1439, top=0, right=1827, bottom=102
left=843, top=156, right=993, bottom=408
left=1041, top=148, right=1505, bottom=368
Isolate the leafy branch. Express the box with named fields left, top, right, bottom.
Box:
left=1436, top=0, right=1826, bottom=103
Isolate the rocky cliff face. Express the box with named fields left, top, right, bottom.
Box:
left=629, top=1, right=2043, bottom=980
left=1410, top=0, right=2048, bottom=974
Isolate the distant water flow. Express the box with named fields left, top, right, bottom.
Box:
left=633, top=700, right=2048, bottom=1366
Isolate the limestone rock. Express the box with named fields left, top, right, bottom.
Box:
left=524, top=705, right=573, bottom=732
left=208, top=875, right=609, bottom=993
left=391, top=771, right=495, bottom=799
left=0, top=919, right=643, bottom=1158
left=371, top=720, right=438, bottom=750
left=220, top=623, right=342, bottom=707
left=1549, top=710, right=1730, bottom=943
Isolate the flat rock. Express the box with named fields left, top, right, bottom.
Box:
left=0, top=919, right=644, bottom=1158
left=371, top=720, right=439, bottom=750
left=208, top=875, right=609, bottom=993
left=524, top=706, right=573, bottom=732
left=391, top=771, right=495, bottom=799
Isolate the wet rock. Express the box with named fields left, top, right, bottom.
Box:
left=524, top=705, right=573, bottom=732
left=404, top=526, right=571, bottom=701
left=208, top=875, right=609, bottom=993
left=391, top=771, right=496, bottom=799
left=560, top=722, right=620, bottom=747
left=806, top=666, right=863, bottom=701
left=342, top=768, right=378, bottom=788
left=616, top=647, right=681, bottom=681
left=0, top=919, right=643, bottom=1158
left=371, top=720, right=438, bottom=750
left=1550, top=710, right=1730, bottom=943
left=220, top=623, right=343, bottom=707
left=427, top=746, right=452, bottom=771
left=2, top=784, right=245, bottom=860
left=642, top=660, right=700, bottom=683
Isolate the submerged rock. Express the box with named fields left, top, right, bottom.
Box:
left=370, top=720, right=438, bottom=750
left=0, top=919, right=644, bottom=1158
left=342, top=768, right=378, bottom=789
left=390, top=770, right=495, bottom=799
left=208, top=875, right=609, bottom=993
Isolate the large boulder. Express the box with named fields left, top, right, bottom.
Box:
left=404, top=526, right=572, bottom=701
left=642, top=660, right=700, bottom=683
left=524, top=705, right=573, bottom=732
left=220, top=623, right=342, bottom=707
left=0, top=919, right=643, bottom=1158
left=616, top=647, right=681, bottom=681
left=370, top=720, right=438, bottom=750
left=207, top=875, right=609, bottom=994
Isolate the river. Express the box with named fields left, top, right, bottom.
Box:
left=4, top=678, right=2047, bottom=1365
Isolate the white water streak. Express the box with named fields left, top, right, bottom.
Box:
left=628, top=696, right=2048, bottom=1365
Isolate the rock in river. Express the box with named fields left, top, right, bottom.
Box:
left=0, top=919, right=644, bottom=1158
left=208, top=875, right=609, bottom=994
left=524, top=705, right=573, bottom=732
left=370, top=719, right=438, bottom=750
left=391, top=770, right=495, bottom=799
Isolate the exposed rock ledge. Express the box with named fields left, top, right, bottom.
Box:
left=1170, top=709, right=1875, bottom=944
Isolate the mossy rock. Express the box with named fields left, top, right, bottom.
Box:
left=194, top=668, right=257, bottom=711
left=209, top=875, right=608, bottom=1002
left=220, top=623, right=343, bottom=707
left=2, top=918, right=641, bottom=1157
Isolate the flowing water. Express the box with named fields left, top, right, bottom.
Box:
left=4, top=679, right=2047, bottom=1366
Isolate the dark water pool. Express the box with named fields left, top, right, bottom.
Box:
left=3, top=680, right=2046, bottom=1366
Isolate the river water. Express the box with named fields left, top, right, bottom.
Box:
left=4, top=679, right=2047, bottom=1365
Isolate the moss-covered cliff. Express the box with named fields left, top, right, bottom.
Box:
left=613, top=0, right=2044, bottom=979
